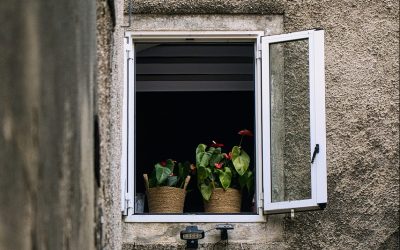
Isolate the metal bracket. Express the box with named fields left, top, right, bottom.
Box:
left=290, top=209, right=295, bottom=219
left=216, top=224, right=234, bottom=241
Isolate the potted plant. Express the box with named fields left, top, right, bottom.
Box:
left=195, top=129, right=254, bottom=213
left=143, top=159, right=192, bottom=213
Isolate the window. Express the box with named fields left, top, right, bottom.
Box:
left=121, top=30, right=327, bottom=222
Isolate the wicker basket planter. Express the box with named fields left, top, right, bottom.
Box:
left=146, top=186, right=186, bottom=213
left=204, top=188, right=241, bottom=213
left=143, top=174, right=191, bottom=213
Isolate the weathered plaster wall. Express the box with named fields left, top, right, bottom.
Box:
left=96, top=0, right=126, bottom=249
left=104, top=0, right=398, bottom=249
left=0, top=0, right=96, bottom=249
left=281, top=1, right=399, bottom=249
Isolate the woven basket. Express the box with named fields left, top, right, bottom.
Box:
left=204, top=188, right=241, bottom=213
left=147, top=186, right=186, bottom=213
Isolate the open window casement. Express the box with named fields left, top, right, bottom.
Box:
left=262, top=30, right=327, bottom=214
left=120, top=29, right=327, bottom=220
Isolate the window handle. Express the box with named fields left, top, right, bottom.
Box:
left=311, top=144, right=320, bottom=164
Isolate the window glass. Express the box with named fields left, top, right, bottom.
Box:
left=269, top=39, right=311, bottom=202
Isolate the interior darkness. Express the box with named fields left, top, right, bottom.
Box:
left=135, top=43, right=256, bottom=213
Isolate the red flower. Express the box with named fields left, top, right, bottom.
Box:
left=223, top=152, right=232, bottom=160
left=238, top=129, right=253, bottom=136
left=210, top=140, right=224, bottom=148
left=160, top=161, right=167, bottom=166
left=214, top=162, right=224, bottom=169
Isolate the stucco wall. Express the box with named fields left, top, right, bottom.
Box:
left=97, top=0, right=126, bottom=249
left=0, top=0, right=96, bottom=249
left=104, top=0, right=399, bottom=249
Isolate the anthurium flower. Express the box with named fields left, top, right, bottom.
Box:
left=238, top=129, right=253, bottom=136
left=223, top=152, right=233, bottom=160
left=160, top=161, right=167, bottom=166
left=214, top=162, right=224, bottom=169
left=210, top=140, right=224, bottom=148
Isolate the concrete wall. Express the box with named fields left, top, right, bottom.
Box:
left=96, top=0, right=125, bottom=249
left=105, top=0, right=399, bottom=249
left=0, top=0, right=96, bottom=249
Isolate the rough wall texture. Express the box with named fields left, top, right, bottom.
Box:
left=108, top=0, right=399, bottom=249
left=96, top=0, right=117, bottom=249
left=282, top=1, right=399, bottom=249
left=0, top=0, right=96, bottom=249
left=97, top=0, right=125, bottom=249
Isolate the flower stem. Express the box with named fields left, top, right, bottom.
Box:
left=239, top=135, right=244, bottom=147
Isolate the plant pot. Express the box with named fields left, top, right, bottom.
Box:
left=204, top=188, right=241, bottom=213
left=146, top=186, right=186, bottom=213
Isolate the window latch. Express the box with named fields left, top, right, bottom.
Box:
left=311, top=144, right=320, bottom=164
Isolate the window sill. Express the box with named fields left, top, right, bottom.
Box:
left=124, top=213, right=266, bottom=223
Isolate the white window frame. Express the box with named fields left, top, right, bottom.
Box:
left=121, top=30, right=327, bottom=222
left=262, top=30, right=327, bottom=214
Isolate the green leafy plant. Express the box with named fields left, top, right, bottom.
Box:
left=147, top=159, right=193, bottom=188
left=196, top=129, right=254, bottom=201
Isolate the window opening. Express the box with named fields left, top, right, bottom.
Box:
left=135, top=42, right=257, bottom=214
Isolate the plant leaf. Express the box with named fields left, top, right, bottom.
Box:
left=239, top=170, right=253, bottom=191
left=155, top=164, right=172, bottom=185
left=148, top=171, right=157, bottom=188
left=231, top=146, right=250, bottom=176
left=209, top=152, right=223, bottom=167
left=200, top=183, right=213, bottom=201
left=247, top=173, right=254, bottom=193
left=196, top=144, right=212, bottom=168
left=165, top=159, right=175, bottom=172
left=219, top=167, right=232, bottom=190
left=167, top=175, right=178, bottom=187
left=196, top=144, right=207, bottom=166
left=197, top=165, right=209, bottom=183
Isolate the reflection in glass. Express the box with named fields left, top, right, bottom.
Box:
left=269, top=39, right=311, bottom=202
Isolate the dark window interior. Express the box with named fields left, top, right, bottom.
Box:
left=135, top=42, right=256, bottom=213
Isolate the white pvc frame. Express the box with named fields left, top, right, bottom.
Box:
left=122, top=31, right=266, bottom=222
left=262, top=30, right=327, bottom=214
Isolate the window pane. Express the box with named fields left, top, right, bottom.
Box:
left=269, top=39, right=311, bottom=202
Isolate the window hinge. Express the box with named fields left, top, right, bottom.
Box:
left=258, top=192, right=264, bottom=209
left=124, top=37, right=132, bottom=52
left=126, top=197, right=134, bottom=209
left=123, top=196, right=134, bottom=215
left=256, top=49, right=262, bottom=60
